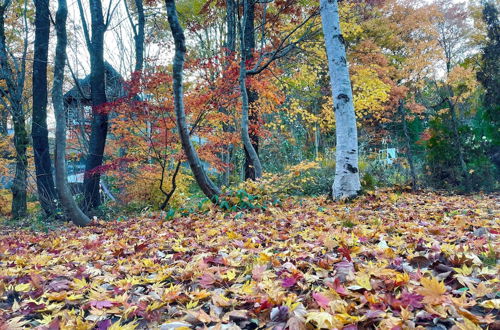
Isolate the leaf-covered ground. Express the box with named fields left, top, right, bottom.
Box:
left=0, top=191, right=499, bottom=329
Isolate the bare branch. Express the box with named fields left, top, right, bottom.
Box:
left=247, top=11, right=319, bottom=75
left=76, top=0, right=92, bottom=50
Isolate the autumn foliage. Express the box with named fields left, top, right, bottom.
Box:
left=1, top=191, right=498, bottom=328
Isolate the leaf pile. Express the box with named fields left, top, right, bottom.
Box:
left=0, top=191, right=499, bottom=329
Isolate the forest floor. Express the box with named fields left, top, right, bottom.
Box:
left=0, top=191, right=499, bottom=329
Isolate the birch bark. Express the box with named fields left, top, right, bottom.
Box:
left=320, top=0, right=361, bottom=199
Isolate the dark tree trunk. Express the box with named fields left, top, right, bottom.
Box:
left=242, top=0, right=260, bottom=181
left=243, top=0, right=255, bottom=57
left=221, top=0, right=237, bottom=186
left=53, top=0, right=90, bottom=226
left=11, top=107, right=28, bottom=219
left=134, top=0, right=145, bottom=72
left=83, top=0, right=108, bottom=211
left=0, top=107, right=7, bottom=135
left=0, top=1, right=29, bottom=219
left=239, top=0, right=262, bottom=180
left=126, top=0, right=145, bottom=72
left=165, top=0, right=221, bottom=201
left=33, top=0, right=58, bottom=217
left=244, top=90, right=259, bottom=179
left=226, top=0, right=236, bottom=55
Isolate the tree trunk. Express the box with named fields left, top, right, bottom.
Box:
left=83, top=0, right=108, bottom=211
left=53, top=0, right=91, bottom=226
left=221, top=0, right=236, bottom=186
left=165, top=0, right=221, bottom=201
left=134, top=0, right=145, bottom=72
left=399, top=100, right=417, bottom=190
left=239, top=0, right=262, bottom=180
left=0, top=1, right=28, bottom=219
left=244, top=93, right=259, bottom=180
left=242, top=0, right=260, bottom=180
left=313, top=101, right=320, bottom=159
left=446, top=94, right=470, bottom=191
left=226, top=0, right=236, bottom=55
left=11, top=108, right=28, bottom=219
left=0, top=104, right=7, bottom=135
left=314, top=124, right=319, bottom=160
left=243, top=0, right=255, bottom=58
left=125, top=0, right=145, bottom=72
left=33, top=0, right=58, bottom=217
left=320, top=0, right=361, bottom=200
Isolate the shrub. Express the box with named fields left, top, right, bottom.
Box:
left=0, top=189, right=11, bottom=217
left=110, top=164, right=193, bottom=212
left=424, top=117, right=499, bottom=191
left=358, top=152, right=413, bottom=189
left=242, top=161, right=323, bottom=198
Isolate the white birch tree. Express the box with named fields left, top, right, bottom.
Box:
left=320, top=0, right=361, bottom=199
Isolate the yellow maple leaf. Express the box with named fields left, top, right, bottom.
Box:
left=450, top=293, right=475, bottom=308
left=335, top=313, right=365, bottom=324
left=305, top=311, right=342, bottom=329
left=109, top=320, right=138, bottom=330
left=417, top=276, right=447, bottom=305
left=66, top=294, right=84, bottom=301
left=467, top=282, right=493, bottom=298
left=258, top=252, right=272, bottom=264
left=189, top=289, right=211, bottom=300
left=226, top=231, right=239, bottom=239
left=212, top=294, right=232, bottom=307
left=453, top=264, right=473, bottom=276
left=355, top=273, right=372, bottom=290
left=479, top=299, right=500, bottom=309
left=172, top=244, right=187, bottom=252
left=45, top=291, right=67, bottom=302
left=141, top=258, right=155, bottom=268
left=186, top=300, right=199, bottom=309
left=14, top=283, right=31, bottom=292
left=222, top=269, right=236, bottom=281
left=454, top=318, right=482, bottom=330
left=72, top=278, right=88, bottom=291
left=38, top=314, right=53, bottom=325
left=389, top=193, right=399, bottom=202
left=146, top=301, right=165, bottom=312
left=400, top=307, right=413, bottom=321
left=240, top=281, right=255, bottom=294
left=378, top=316, right=403, bottom=329
left=394, top=272, right=410, bottom=286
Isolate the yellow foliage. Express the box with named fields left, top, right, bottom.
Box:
left=241, top=161, right=320, bottom=198
left=113, top=164, right=192, bottom=210
left=447, top=66, right=479, bottom=104
left=351, top=67, right=391, bottom=121
left=0, top=189, right=11, bottom=217
left=339, top=2, right=364, bottom=40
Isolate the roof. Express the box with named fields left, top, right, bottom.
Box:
left=63, top=62, right=125, bottom=106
